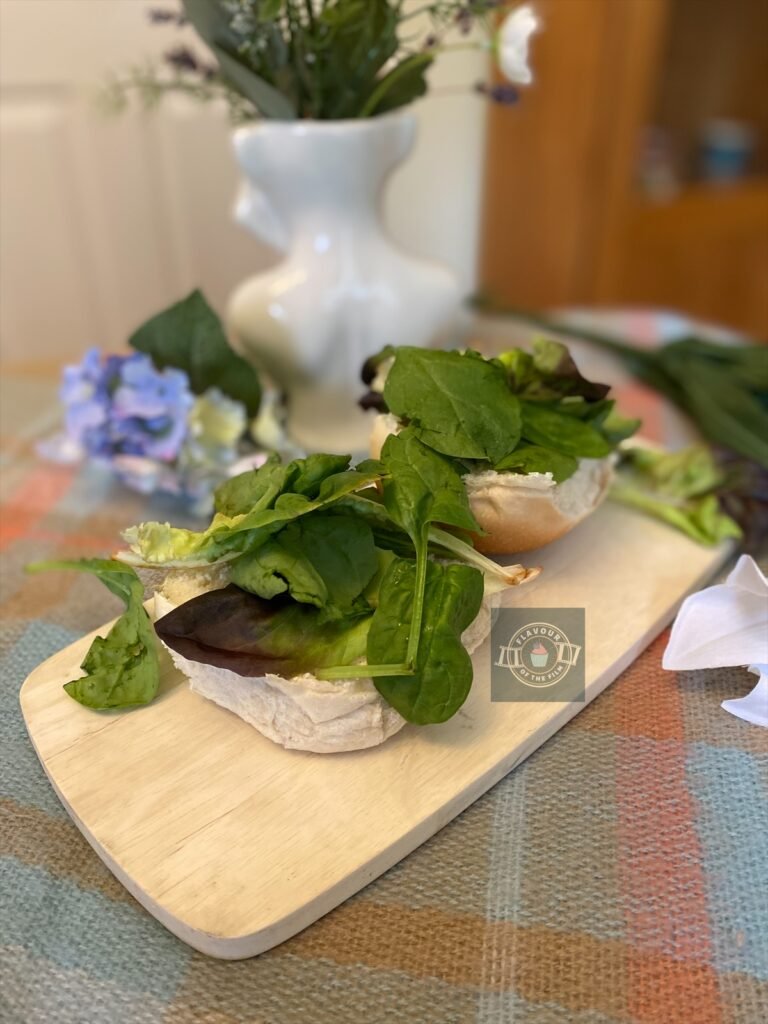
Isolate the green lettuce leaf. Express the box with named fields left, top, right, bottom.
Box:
left=498, top=338, right=611, bottom=402
left=129, top=289, right=262, bottom=417
left=368, top=558, right=484, bottom=724
left=230, top=512, right=378, bottom=619
left=611, top=445, right=742, bottom=546
left=383, top=347, right=522, bottom=462
left=26, top=559, right=159, bottom=709
left=155, top=584, right=371, bottom=678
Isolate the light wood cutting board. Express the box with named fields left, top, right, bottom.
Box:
left=20, top=502, right=730, bottom=959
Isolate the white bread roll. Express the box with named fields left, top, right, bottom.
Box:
left=153, top=582, right=493, bottom=755
left=369, top=413, right=614, bottom=554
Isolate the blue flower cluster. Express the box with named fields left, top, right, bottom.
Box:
left=61, top=348, right=193, bottom=462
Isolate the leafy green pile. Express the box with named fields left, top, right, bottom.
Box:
left=362, top=342, right=640, bottom=483
left=33, top=449, right=535, bottom=725
left=611, top=445, right=742, bottom=546
left=472, top=303, right=768, bottom=471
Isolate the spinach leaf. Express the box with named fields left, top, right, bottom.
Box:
left=521, top=401, right=613, bottom=458
left=214, top=453, right=351, bottom=517
left=383, top=347, right=522, bottom=462
left=155, top=584, right=371, bottom=678
left=368, top=558, right=484, bottom=724
left=214, top=454, right=288, bottom=518
left=230, top=512, right=378, bottom=619
left=380, top=430, right=481, bottom=539
left=129, top=289, right=262, bottom=417
left=379, top=430, right=481, bottom=668
left=495, top=444, right=578, bottom=482
left=26, top=560, right=159, bottom=710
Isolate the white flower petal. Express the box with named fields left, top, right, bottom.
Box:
left=498, top=4, right=540, bottom=86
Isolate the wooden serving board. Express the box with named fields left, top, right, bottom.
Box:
left=20, top=502, right=729, bottom=959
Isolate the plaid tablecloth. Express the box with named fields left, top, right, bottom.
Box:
left=1, top=372, right=767, bottom=1024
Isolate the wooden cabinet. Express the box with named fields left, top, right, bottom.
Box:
left=479, top=0, right=768, bottom=337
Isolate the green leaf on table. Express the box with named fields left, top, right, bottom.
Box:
left=26, top=559, right=159, bottom=710
left=230, top=512, right=378, bottom=619
left=521, top=401, right=614, bottom=458
left=383, top=347, right=522, bottom=462
left=610, top=444, right=742, bottom=546
left=368, top=558, right=484, bottom=724
left=129, top=289, right=262, bottom=417
left=155, top=583, right=371, bottom=678
left=610, top=487, right=742, bottom=546
left=494, top=444, right=578, bottom=482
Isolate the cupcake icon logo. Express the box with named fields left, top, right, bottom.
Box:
left=529, top=643, right=549, bottom=669
left=495, top=620, right=582, bottom=689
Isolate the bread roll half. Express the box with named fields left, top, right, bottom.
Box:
left=369, top=413, right=614, bottom=554
left=153, top=584, right=493, bottom=755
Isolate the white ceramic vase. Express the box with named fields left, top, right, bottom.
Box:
left=226, top=113, right=460, bottom=395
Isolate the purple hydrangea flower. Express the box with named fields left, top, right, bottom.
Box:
left=57, top=349, right=193, bottom=464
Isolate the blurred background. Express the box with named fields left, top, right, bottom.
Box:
left=0, top=0, right=766, bottom=373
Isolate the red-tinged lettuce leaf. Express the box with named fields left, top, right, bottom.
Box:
left=155, top=584, right=371, bottom=678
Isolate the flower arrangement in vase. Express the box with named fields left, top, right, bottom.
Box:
left=106, top=1, right=539, bottom=399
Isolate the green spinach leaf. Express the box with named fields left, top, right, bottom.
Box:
left=26, top=560, right=159, bottom=710
left=379, top=430, right=481, bottom=668
left=230, top=512, right=378, bottom=619
left=521, top=401, right=614, bottom=458
left=368, top=558, right=484, bottom=724
left=383, top=347, right=522, bottom=462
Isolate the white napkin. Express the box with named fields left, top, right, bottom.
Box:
left=663, top=555, right=768, bottom=727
